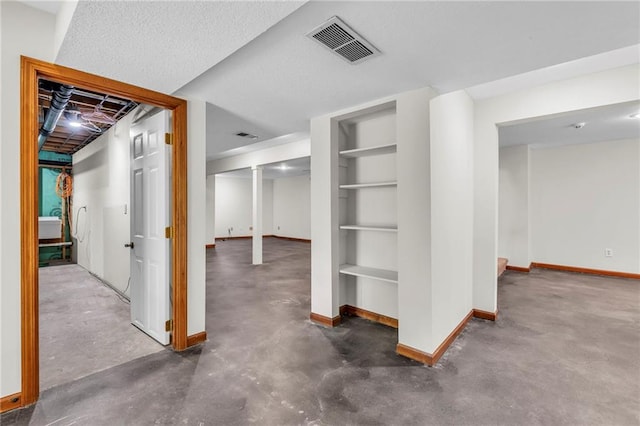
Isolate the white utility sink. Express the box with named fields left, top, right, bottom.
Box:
left=38, top=216, right=61, bottom=239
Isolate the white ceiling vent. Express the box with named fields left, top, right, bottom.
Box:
left=306, top=16, right=380, bottom=65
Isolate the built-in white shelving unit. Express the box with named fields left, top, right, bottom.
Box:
left=339, top=225, right=397, bottom=232
left=337, top=103, right=398, bottom=320
left=339, top=143, right=397, bottom=158
left=339, top=264, right=398, bottom=284
left=339, top=181, right=397, bottom=189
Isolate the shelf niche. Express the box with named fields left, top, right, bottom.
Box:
left=338, top=103, right=398, bottom=321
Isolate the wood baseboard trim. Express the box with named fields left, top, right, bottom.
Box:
left=268, top=235, right=311, bottom=243
left=310, top=312, right=341, bottom=327
left=205, top=244, right=215, bottom=249
left=531, top=262, right=640, bottom=279
left=217, top=235, right=311, bottom=242
left=340, top=304, right=398, bottom=328
left=396, top=343, right=432, bottom=364
left=186, top=331, right=207, bottom=347
left=473, top=309, right=498, bottom=321
left=396, top=310, right=474, bottom=366
left=1, top=392, right=22, bottom=413
left=506, top=265, right=530, bottom=273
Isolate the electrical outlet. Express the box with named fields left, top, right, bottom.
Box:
left=277, top=226, right=280, bottom=230
left=605, top=248, right=613, bottom=257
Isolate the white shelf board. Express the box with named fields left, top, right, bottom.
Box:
left=339, top=181, right=397, bottom=189
left=340, top=225, right=397, bottom=232
left=339, top=264, right=398, bottom=284
left=339, top=143, right=397, bottom=158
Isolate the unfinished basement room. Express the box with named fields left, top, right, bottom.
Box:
left=1, top=1, right=639, bottom=424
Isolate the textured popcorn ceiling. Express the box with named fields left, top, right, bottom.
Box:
left=55, top=1, right=305, bottom=94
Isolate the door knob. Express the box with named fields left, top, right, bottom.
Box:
left=125, top=242, right=135, bottom=249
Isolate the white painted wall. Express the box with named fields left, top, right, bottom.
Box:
left=396, top=88, right=436, bottom=352
left=498, top=145, right=531, bottom=268
left=0, top=1, right=56, bottom=397
left=273, top=175, right=311, bottom=240
left=429, top=90, right=475, bottom=349
left=205, top=174, right=216, bottom=245
left=214, top=176, right=273, bottom=238
left=530, top=139, right=640, bottom=273
left=310, top=114, right=341, bottom=319
left=73, top=113, right=133, bottom=295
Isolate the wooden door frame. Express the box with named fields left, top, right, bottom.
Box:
left=19, top=56, right=189, bottom=408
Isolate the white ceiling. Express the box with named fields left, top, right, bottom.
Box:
left=55, top=1, right=305, bottom=94
left=205, top=104, right=279, bottom=158
left=21, top=1, right=640, bottom=158
left=499, top=101, right=640, bottom=149
left=218, top=157, right=310, bottom=180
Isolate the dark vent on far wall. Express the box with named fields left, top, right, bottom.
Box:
left=306, top=16, right=380, bottom=65
left=236, top=131, right=258, bottom=139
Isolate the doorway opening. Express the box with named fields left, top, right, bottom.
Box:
left=19, top=56, right=189, bottom=409
left=37, top=78, right=172, bottom=390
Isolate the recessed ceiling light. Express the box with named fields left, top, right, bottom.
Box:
left=629, top=113, right=640, bottom=119
left=572, top=122, right=586, bottom=129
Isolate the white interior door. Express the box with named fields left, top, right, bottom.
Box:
left=129, top=110, right=171, bottom=345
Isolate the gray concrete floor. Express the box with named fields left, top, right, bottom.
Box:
left=38, top=264, right=164, bottom=390
left=3, top=238, right=639, bottom=425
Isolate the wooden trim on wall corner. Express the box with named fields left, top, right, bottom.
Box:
left=531, top=262, right=640, bottom=279
left=186, top=331, right=207, bottom=347
left=0, top=392, right=22, bottom=414
left=396, top=310, right=474, bottom=366
left=506, top=265, right=530, bottom=273
left=310, top=312, right=341, bottom=327
left=205, top=244, right=215, bottom=249
left=20, top=55, right=41, bottom=407
left=340, top=305, right=398, bottom=328
left=396, top=343, right=433, bottom=365
left=473, top=309, right=498, bottom=321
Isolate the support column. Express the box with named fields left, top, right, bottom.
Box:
left=252, top=165, right=263, bottom=265
left=205, top=174, right=216, bottom=247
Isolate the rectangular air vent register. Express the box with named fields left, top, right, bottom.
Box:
left=306, top=16, right=380, bottom=64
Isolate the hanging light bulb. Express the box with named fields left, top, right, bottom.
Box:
left=64, top=104, right=83, bottom=128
